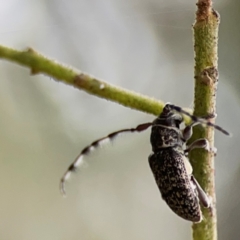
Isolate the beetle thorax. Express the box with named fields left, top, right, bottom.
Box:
left=150, top=125, right=183, bottom=152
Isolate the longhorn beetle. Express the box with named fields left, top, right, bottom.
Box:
left=60, top=103, right=230, bottom=222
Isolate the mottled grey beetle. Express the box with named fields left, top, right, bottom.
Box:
left=60, top=103, right=230, bottom=222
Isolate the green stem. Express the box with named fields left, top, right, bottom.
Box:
left=0, top=45, right=164, bottom=116
left=191, top=1, right=219, bottom=240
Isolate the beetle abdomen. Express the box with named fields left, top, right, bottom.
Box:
left=148, top=148, right=202, bottom=222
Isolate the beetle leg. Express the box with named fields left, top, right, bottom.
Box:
left=182, top=122, right=201, bottom=141
left=184, top=138, right=217, bottom=155
left=191, top=175, right=212, bottom=208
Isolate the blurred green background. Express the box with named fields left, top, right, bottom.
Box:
left=0, top=0, right=239, bottom=239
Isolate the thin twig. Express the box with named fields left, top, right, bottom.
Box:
left=0, top=45, right=165, bottom=117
